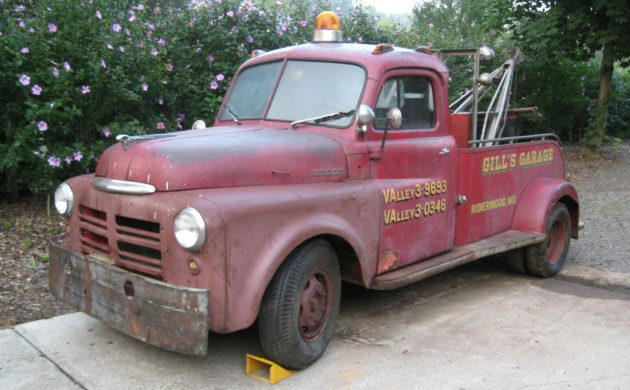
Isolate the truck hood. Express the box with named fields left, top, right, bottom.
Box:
left=94, top=126, right=348, bottom=191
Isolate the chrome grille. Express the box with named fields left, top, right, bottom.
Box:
left=77, top=204, right=163, bottom=279
left=115, top=215, right=162, bottom=278
left=78, top=205, right=109, bottom=255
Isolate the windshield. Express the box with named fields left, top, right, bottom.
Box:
left=220, top=60, right=365, bottom=127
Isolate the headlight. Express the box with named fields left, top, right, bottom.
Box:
left=174, top=207, right=206, bottom=251
left=54, top=183, right=74, bottom=217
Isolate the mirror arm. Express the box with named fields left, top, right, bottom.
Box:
left=380, top=122, right=389, bottom=151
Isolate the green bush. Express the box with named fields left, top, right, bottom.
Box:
left=0, top=0, right=390, bottom=198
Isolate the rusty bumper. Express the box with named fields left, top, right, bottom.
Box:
left=48, top=243, right=210, bottom=355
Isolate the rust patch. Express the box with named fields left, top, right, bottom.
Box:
left=377, top=251, right=399, bottom=274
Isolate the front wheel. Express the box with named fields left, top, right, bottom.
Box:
left=525, top=203, right=571, bottom=277
left=258, top=240, right=341, bottom=370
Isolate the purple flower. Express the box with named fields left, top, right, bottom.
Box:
left=28, top=27, right=34, bottom=33
left=166, top=63, right=173, bottom=72
left=48, top=156, right=61, bottom=168
left=206, top=55, right=214, bottom=62
left=428, top=22, right=434, bottom=29
left=96, top=10, right=102, bottom=19
left=129, top=13, right=136, bottom=22
left=311, top=4, right=317, bottom=11
left=112, top=23, right=121, bottom=33
left=101, top=59, right=107, bottom=68
left=51, top=67, right=59, bottom=77
left=226, top=10, right=234, bottom=17
left=157, top=38, right=165, bottom=46
left=281, top=22, right=287, bottom=32
left=19, top=20, right=26, bottom=29
left=64, top=156, right=73, bottom=164
left=31, top=84, right=42, bottom=95
left=137, top=4, right=145, bottom=11
left=151, top=48, right=158, bottom=57
left=15, top=5, right=26, bottom=12
left=147, top=23, right=155, bottom=31
left=300, top=20, right=307, bottom=27
left=141, top=83, right=148, bottom=91
left=156, top=122, right=165, bottom=129
left=63, top=61, right=71, bottom=71
left=158, top=97, right=164, bottom=105
left=81, top=85, right=91, bottom=94
left=210, top=80, right=218, bottom=90
left=119, top=46, right=125, bottom=52
left=48, top=23, right=57, bottom=33
left=37, top=121, right=48, bottom=132
left=107, top=43, right=113, bottom=50
left=73, top=151, right=83, bottom=161
left=20, top=47, right=29, bottom=54
left=216, top=73, right=225, bottom=81
left=19, top=74, right=30, bottom=86
left=231, top=26, right=238, bottom=33
left=102, top=127, right=111, bottom=137
left=246, top=35, right=253, bottom=43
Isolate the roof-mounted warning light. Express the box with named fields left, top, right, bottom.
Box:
left=313, top=11, right=343, bottom=43
left=373, top=43, right=394, bottom=54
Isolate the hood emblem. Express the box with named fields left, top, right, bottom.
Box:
left=314, top=168, right=344, bottom=176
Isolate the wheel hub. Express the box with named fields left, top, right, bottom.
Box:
left=298, top=269, right=331, bottom=341
left=546, top=219, right=566, bottom=264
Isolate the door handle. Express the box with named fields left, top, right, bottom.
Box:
left=438, top=148, right=450, bottom=155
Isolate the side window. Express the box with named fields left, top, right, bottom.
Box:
left=375, top=76, right=435, bottom=130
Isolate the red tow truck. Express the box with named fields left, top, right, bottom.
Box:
left=50, top=12, right=580, bottom=369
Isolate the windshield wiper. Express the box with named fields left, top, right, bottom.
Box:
left=290, top=109, right=356, bottom=128
left=225, top=104, right=242, bottom=125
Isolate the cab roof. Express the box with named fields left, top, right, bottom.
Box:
left=242, top=42, right=449, bottom=81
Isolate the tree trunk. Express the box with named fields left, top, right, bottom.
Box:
left=585, top=43, right=614, bottom=152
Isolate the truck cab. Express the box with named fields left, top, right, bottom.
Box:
left=49, top=11, right=579, bottom=370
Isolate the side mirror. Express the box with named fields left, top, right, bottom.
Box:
left=386, top=107, right=402, bottom=129
left=381, top=107, right=403, bottom=151
left=356, top=104, right=375, bottom=135
left=192, top=120, right=206, bottom=130
left=357, top=104, right=375, bottom=126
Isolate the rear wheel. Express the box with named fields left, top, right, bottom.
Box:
left=499, top=248, right=529, bottom=274
left=258, top=240, right=341, bottom=370
left=525, top=203, right=571, bottom=277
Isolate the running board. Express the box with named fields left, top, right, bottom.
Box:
left=371, top=230, right=545, bottom=290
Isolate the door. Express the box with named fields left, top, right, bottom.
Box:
left=366, top=69, right=457, bottom=273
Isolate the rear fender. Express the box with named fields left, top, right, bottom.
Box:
left=512, top=178, right=579, bottom=238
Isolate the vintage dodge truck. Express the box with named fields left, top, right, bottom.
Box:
left=50, top=12, right=579, bottom=369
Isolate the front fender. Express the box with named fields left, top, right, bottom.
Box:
left=512, top=177, right=579, bottom=237
left=201, top=182, right=382, bottom=333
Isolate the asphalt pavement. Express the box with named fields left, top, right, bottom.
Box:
left=2, top=262, right=630, bottom=389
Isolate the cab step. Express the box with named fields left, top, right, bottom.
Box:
left=371, top=230, right=545, bottom=290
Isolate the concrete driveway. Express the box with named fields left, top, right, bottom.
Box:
left=3, top=262, right=630, bottom=389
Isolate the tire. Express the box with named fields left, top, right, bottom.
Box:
left=499, top=248, right=529, bottom=274
left=258, top=240, right=341, bottom=370
left=525, top=203, right=571, bottom=277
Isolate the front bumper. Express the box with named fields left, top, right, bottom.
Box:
left=48, top=243, right=210, bottom=355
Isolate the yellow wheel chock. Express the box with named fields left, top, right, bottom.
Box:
left=245, top=354, right=293, bottom=384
